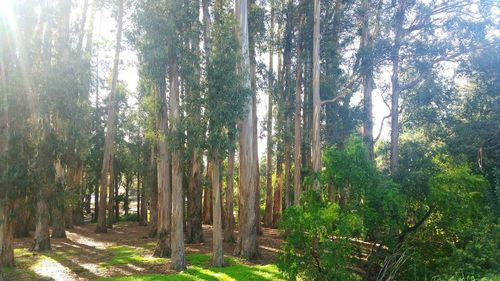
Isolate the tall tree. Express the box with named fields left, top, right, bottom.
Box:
left=234, top=0, right=259, bottom=260
left=96, top=0, right=124, bottom=233
left=311, top=0, right=321, bottom=191
left=263, top=0, right=275, bottom=226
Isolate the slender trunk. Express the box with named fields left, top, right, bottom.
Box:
left=140, top=177, right=148, bottom=226
left=124, top=176, right=130, bottom=216
left=203, top=161, right=213, bottom=225
left=96, top=0, right=124, bottom=233
left=154, top=79, right=172, bottom=257
left=311, top=0, right=321, bottom=191
left=264, top=0, right=274, bottom=226
left=52, top=160, right=66, bottom=238
left=390, top=2, right=405, bottom=176
left=114, top=174, right=119, bottom=221
left=107, top=158, right=115, bottom=228
left=273, top=158, right=282, bottom=227
left=212, top=155, right=224, bottom=266
left=149, top=146, right=158, bottom=237
left=224, top=146, right=236, bottom=242
left=137, top=175, right=141, bottom=219
left=294, top=2, right=305, bottom=204
left=170, top=57, right=186, bottom=271
left=361, top=0, right=374, bottom=160
left=234, top=0, right=259, bottom=260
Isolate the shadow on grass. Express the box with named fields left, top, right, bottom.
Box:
left=97, top=253, right=285, bottom=281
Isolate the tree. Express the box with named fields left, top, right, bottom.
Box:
left=96, top=0, right=124, bottom=233
left=311, top=0, right=321, bottom=191
left=234, top=0, right=259, bottom=260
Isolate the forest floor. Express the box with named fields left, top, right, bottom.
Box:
left=3, top=222, right=285, bottom=281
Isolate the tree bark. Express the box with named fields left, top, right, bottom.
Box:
left=1, top=200, right=14, bottom=267
left=203, top=161, right=213, bottom=225
left=390, top=1, right=405, bottom=176
left=294, top=1, right=305, bottom=204
left=154, top=78, right=172, bottom=257
left=107, top=158, right=115, bottom=228
left=234, top=0, right=259, bottom=260
left=96, top=0, right=123, bottom=233
left=224, top=145, right=236, bottom=242
left=273, top=157, right=283, bottom=227
left=264, top=0, right=274, bottom=226
left=169, top=57, right=186, bottom=271
left=311, top=0, right=321, bottom=191
left=31, top=188, right=51, bottom=251
left=149, top=146, right=158, bottom=237
left=212, top=156, right=224, bottom=266
left=360, top=0, right=374, bottom=160
left=52, top=160, right=67, bottom=238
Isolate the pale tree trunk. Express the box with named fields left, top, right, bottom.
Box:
left=282, top=1, right=293, bottom=209
left=264, top=0, right=274, bottom=226
left=96, top=0, right=123, bottom=233
left=149, top=145, right=158, bottom=237
left=273, top=158, right=282, bottom=227
left=360, top=0, right=375, bottom=160
left=224, top=145, right=236, bottom=242
left=234, top=0, right=259, bottom=260
left=52, top=160, right=67, bottom=238
left=212, top=155, right=224, bottom=266
left=107, top=158, right=115, bottom=228
left=169, top=58, right=186, bottom=271
left=249, top=32, right=260, bottom=235
left=390, top=1, right=405, bottom=175
left=294, top=1, right=305, bottom=204
left=154, top=80, right=172, bottom=257
left=311, top=0, right=321, bottom=191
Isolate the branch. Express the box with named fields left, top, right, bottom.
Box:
left=399, top=70, right=429, bottom=92
left=321, top=73, right=360, bottom=106
left=374, top=114, right=391, bottom=143
left=398, top=206, right=434, bottom=245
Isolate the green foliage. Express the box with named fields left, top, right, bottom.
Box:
left=278, top=191, right=362, bottom=281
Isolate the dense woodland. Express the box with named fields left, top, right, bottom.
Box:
left=0, top=0, right=499, bottom=280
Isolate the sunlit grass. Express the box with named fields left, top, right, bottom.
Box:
left=100, top=245, right=167, bottom=267
left=98, top=253, right=285, bottom=281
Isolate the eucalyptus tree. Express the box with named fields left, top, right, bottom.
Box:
left=206, top=0, right=243, bottom=265
left=234, top=0, right=259, bottom=260
left=96, top=0, right=124, bottom=233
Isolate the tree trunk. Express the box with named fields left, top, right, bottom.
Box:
left=107, top=158, right=115, bottom=228
left=1, top=200, right=14, bottom=267
left=124, top=176, right=130, bottom=216
left=31, top=188, right=51, bottom=251
left=169, top=57, right=186, bottom=272
left=212, top=155, right=224, bottom=266
left=149, top=146, right=158, bottom=238
left=203, top=162, right=213, bottom=225
left=390, top=2, right=405, bottom=176
left=234, top=0, right=259, bottom=260
left=154, top=77, right=172, bottom=257
left=264, top=0, right=274, bottom=227
left=273, top=158, right=283, bottom=227
left=224, top=146, right=236, bottom=242
left=294, top=2, right=305, bottom=204
left=360, top=0, right=375, bottom=160
left=96, top=0, right=123, bottom=233
left=140, top=174, right=148, bottom=226
left=311, top=0, right=321, bottom=191
left=52, top=160, right=66, bottom=238
left=187, top=149, right=203, bottom=243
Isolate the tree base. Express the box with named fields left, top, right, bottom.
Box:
left=30, top=238, right=51, bottom=252
left=95, top=225, right=108, bottom=233
left=153, top=243, right=171, bottom=258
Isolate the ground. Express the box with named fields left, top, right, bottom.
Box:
left=3, top=222, right=284, bottom=281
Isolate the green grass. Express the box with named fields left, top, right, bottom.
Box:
left=100, top=246, right=168, bottom=267
left=97, top=253, right=285, bottom=281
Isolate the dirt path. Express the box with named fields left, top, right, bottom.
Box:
left=5, top=222, right=283, bottom=281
